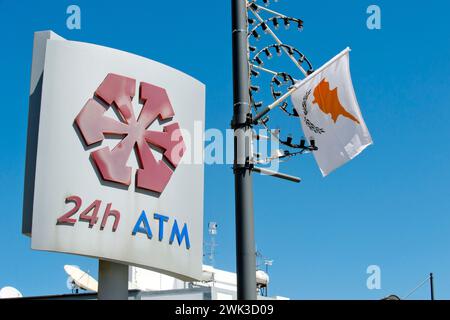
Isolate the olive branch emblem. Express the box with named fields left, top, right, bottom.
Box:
left=302, top=89, right=325, bottom=134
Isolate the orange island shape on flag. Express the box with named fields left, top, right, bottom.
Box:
left=312, top=79, right=360, bottom=125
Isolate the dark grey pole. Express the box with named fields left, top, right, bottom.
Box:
left=232, top=0, right=257, bottom=300
left=430, top=273, right=435, bottom=300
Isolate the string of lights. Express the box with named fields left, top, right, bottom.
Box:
left=246, top=0, right=318, bottom=160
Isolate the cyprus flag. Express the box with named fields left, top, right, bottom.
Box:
left=291, top=48, right=372, bottom=176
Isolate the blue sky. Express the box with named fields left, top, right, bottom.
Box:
left=0, top=0, right=449, bottom=299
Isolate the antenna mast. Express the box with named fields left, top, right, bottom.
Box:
left=207, top=222, right=218, bottom=266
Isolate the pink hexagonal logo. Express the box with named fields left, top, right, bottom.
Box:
left=75, top=73, right=186, bottom=194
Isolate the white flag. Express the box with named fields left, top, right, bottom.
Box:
left=291, top=48, right=372, bottom=176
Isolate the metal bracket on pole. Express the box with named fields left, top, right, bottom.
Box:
left=252, top=166, right=301, bottom=183
left=231, top=109, right=253, bottom=130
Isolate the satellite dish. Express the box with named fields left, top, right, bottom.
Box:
left=256, top=270, right=270, bottom=287
left=0, top=286, right=23, bottom=299
left=64, top=265, right=98, bottom=292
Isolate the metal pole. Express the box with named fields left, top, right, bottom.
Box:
left=232, top=0, right=257, bottom=300
left=97, top=260, right=129, bottom=300
left=430, top=273, right=435, bottom=300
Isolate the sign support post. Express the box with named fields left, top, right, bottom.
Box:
left=97, top=260, right=128, bottom=300
left=231, top=0, right=257, bottom=300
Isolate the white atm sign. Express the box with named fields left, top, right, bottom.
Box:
left=23, top=31, right=205, bottom=280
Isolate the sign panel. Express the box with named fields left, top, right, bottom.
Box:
left=23, top=31, right=205, bottom=280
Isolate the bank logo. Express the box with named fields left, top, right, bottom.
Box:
left=75, top=73, right=185, bottom=194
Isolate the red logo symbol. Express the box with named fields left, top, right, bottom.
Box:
left=75, top=73, right=185, bottom=194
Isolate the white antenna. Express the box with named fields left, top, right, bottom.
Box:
left=0, top=287, right=23, bottom=299
left=206, top=222, right=218, bottom=266
left=264, top=259, right=274, bottom=273
left=64, top=265, right=98, bottom=293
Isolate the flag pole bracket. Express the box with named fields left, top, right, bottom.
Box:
left=232, top=160, right=301, bottom=184
left=230, top=112, right=254, bottom=130
left=251, top=166, right=301, bottom=183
